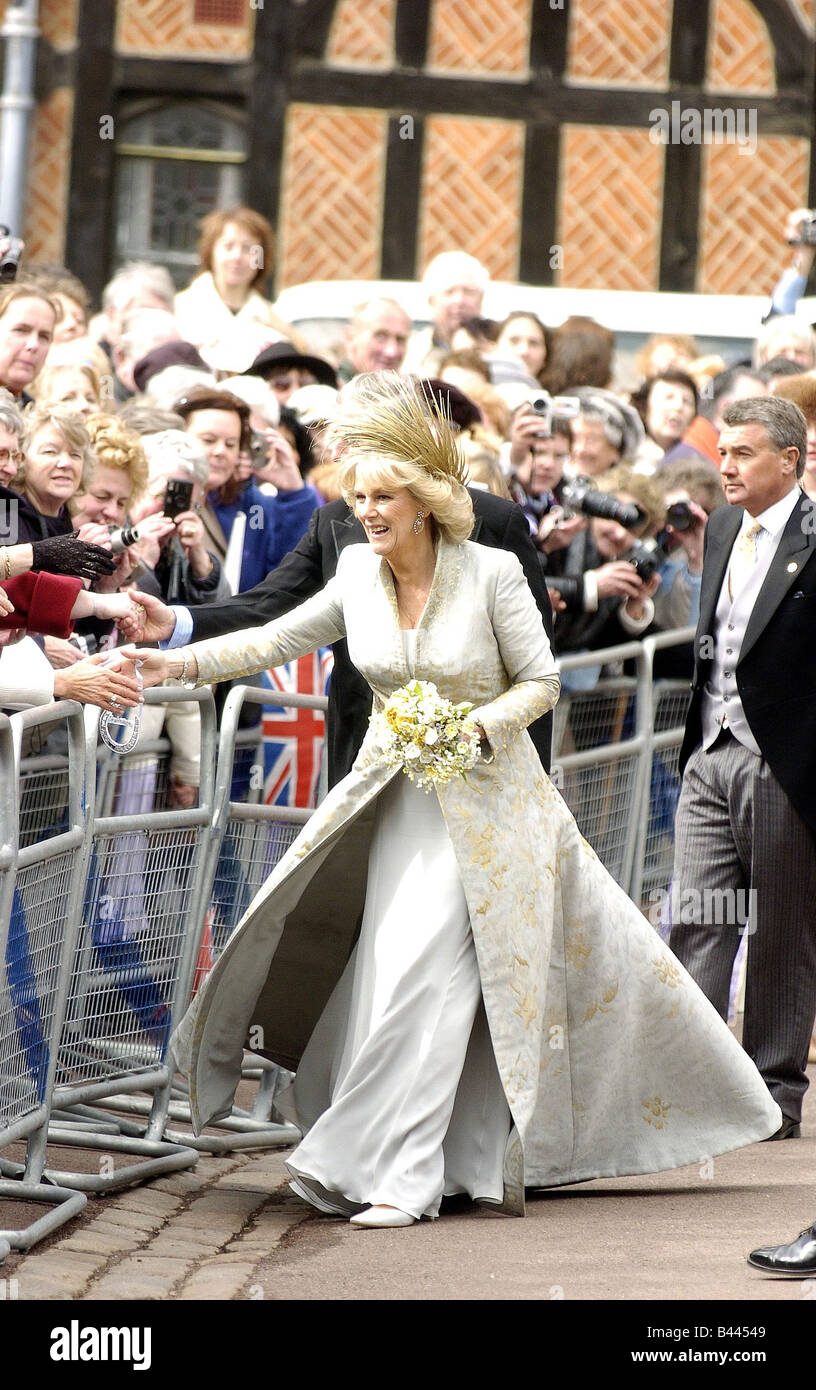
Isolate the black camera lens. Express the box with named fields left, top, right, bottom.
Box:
left=665, top=500, right=693, bottom=531
left=622, top=539, right=662, bottom=583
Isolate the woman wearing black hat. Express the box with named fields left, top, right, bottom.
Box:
left=248, top=340, right=339, bottom=407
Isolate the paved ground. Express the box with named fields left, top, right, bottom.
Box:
left=1, top=1066, right=813, bottom=1308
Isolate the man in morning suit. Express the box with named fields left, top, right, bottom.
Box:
left=128, top=487, right=554, bottom=784
left=670, top=396, right=816, bottom=1141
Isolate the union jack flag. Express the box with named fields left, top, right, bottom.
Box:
left=259, top=649, right=334, bottom=808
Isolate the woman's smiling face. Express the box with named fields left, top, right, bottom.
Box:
left=24, top=424, right=84, bottom=515
left=353, top=466, right=425, bottom=564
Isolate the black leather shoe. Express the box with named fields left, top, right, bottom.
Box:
left=762, top=1116, right=801, bottom=1140
left=748, top=1224, right=816, bottom=1275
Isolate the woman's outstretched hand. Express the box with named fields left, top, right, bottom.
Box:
left=118, top=646, right=171, bottom=688
left=54, top=651, right=143, bottom=712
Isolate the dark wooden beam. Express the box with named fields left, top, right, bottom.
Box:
left=246, top=3, right=296, bottom=294
left=114, top=56, right=249, bottom=98
left=380, top=113, right=424, bottom=279
left=519, top=123, right=560, bottom=287
left=521, top=0, right=569, bottom=286
left=750, top=0, right=813, bottom=88
left=395, top=0, right=431, bottom=69
left=293, top=0, right=339, bottom=60
left=669, top=0, right=710, bottom=85
left=659, top=142, right=702, bottom=292
left=34, top=42, right=75, bottom=99
left=64, top=0, right=117, bottom=305
left=529, top=0, right=568, bottom=79
left=660, top=1, right=709, bottom=292
left=287, top=67, right=814, bottom=135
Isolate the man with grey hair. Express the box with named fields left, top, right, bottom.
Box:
left=753, top=314, right=816, bottom=371
left=340, top=297, right=413, bottom=381
left=99, top=262, right=176, bottom=345
left=113, top=308, right=182, bottom=399
left=670, top=395, right=816, bottom=1142
left=402, top=251, right=490, bottom=377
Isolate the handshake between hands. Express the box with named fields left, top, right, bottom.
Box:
left=117, top=588, right=185, bottom=689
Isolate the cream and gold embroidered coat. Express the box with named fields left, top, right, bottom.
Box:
left=172, top=540, right=780, bottom=1213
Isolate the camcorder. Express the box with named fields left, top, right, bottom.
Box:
left=560, top=475, right=646, bottom=529
left=0, top=225, right=23, bottom=282
left=522, top=390, right=580, bottom=437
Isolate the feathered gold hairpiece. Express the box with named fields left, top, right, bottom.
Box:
left=331, top=372, right=468, bottom=486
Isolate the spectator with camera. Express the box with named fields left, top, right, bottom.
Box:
left=507, top=412, right=585, bottom=555
left=548, top=467, right=665, bottom=674
left=652, top=459, right=725, bottom=634
left=766, top=208, right=816, bottom=319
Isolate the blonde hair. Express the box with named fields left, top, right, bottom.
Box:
left=31, top=361, right=101, bottom=407
left=334, top=373, right=474, bottom=544
left=82, top=412, right=149, bottom=504
left=20, top=404, right=94, bottom=490
left=459, top=431, right=511, bottom=500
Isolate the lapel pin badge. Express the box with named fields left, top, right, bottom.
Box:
left=786, top=562, right=798, bottom=573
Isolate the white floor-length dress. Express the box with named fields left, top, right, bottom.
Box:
left=284, top=632, right=512, bottom=1219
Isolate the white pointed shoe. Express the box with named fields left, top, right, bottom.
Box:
left=349, top=1205, right=416, bottom=1229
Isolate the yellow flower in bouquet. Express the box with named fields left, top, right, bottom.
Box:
left=371, top=680, right=481, bottom=791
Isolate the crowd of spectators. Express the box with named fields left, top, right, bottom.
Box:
left=2, top=199, right=816, bottom=748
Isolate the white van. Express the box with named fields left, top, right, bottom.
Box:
left=273, top=279, right=797, bottom=389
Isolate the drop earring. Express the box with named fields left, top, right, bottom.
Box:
left=413, top=510, right=425, bottom=535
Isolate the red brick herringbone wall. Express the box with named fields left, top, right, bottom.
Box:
left=327, top=0, right=395, bottom=69
left=277, top=105, right=387, bottom=287
left=22, top=88, right=75, bottom=263
left=116, top=0, right=253, bottom=57
left=557, top=126, right=663, bottom=291
left=566, top=0, right=671, bottom=87
left=417, top=116, right=524, bottom=281
left=427, top=0, right=531, bottom=76
left=707, top=0, right=775, bottom=93
left=1, top=0, right=813, bottom=299
left=699, top=137, right=811, bottom=293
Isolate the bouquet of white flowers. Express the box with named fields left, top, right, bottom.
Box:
left=370, top=679, right=482, bottom=791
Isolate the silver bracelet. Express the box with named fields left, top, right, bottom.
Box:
left=179, top=653, right=189, bottom=684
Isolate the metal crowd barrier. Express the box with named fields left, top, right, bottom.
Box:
left=39, top=686, right=219, bottom=1191
left=553, top=627, right=694, bottom=904
left=0, top=703, right=89, bottom=1252
left=0, top=628, right=696, bottom=1251
left=144, top=685, right=321, bottom=1152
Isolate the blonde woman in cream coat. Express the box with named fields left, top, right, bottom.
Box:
left=128, top=383, right=780, bottom=1229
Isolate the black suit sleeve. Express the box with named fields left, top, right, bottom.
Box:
left=190, top=506, right=326, bottom=640
left=497, top=502, right=555, bottom=641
